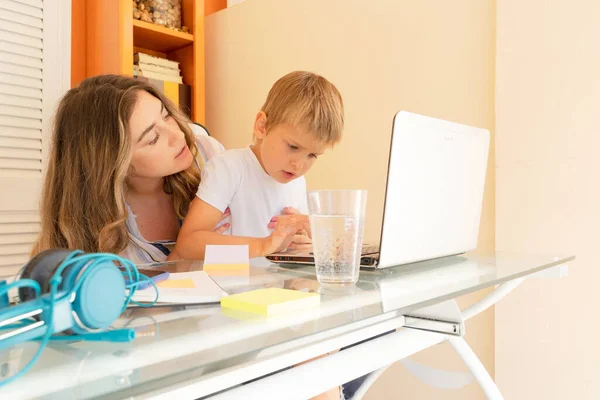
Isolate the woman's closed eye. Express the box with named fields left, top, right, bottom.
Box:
left=149, top=132, right=160, bottom=145
left=288, top=144, right=299, bottom=151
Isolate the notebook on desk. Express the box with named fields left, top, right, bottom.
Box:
left=267, top=111, right=490, bottom=269
left=130, top=271, right=228, bottom=306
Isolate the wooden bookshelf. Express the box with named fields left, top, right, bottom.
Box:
left=73, top=0, right=206, bottom=123
left=133, top=20, right=194, bottom=53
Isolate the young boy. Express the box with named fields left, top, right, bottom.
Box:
left=175, top=71, right=344, bottom=259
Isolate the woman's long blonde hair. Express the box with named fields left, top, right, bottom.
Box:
left=32, top=75, right=200, bottom=255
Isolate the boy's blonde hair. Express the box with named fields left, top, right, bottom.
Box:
left=261, top=71, right=344, bottom=144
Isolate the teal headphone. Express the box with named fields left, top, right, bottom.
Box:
left=0, top=249, right=158, bottom=386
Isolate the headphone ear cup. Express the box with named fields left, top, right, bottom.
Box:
left=19, top=248, right=74, bottom=302
left=70, top=261, right=126, bottom=331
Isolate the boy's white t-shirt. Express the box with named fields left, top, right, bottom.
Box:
left=196, top=147, right=309, bottom=238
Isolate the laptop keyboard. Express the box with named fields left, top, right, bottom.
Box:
left=309, top=244, right=379, bottom=256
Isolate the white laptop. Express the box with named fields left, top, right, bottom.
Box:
left=266, top=110, right=490, bottom=269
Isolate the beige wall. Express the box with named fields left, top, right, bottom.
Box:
left=206, top=0, right=496, bottom=398
left=495, top=1, right=599, bottom=399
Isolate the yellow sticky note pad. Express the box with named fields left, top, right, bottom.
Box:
left=157, top=278, right=196, bottom=289
left=204, top=267, right=250, bottom=277
left=204, top=263, right=249, bottom=272
left=221, top=288, right=320, bottom=316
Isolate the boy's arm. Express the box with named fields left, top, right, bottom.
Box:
left=176, top=197, right=265, bottom=259
left=175, top=153, right=260, bottom=259
left=175, top=198, right=310, bottom=259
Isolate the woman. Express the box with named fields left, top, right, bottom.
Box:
left=32, top=74, right=338, bottom=400
left=32, top=75, right=310, bottom=263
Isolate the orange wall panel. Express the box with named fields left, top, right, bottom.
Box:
left=71, top=0, right=86, bottom=87
left=205, top=0, right=227, bottom=16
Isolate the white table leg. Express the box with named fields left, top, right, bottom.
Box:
left=462, top=277, right=525, bottom=321
left=355, top=272, right=547, bottom=399
left=447, top=336, right=503, bottom=400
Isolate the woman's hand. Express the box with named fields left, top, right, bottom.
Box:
left=213, top=207, right=231, bottom=234
left=268, top=207, right=312, bottom=251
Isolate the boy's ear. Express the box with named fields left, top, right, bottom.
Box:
left=253, top=111, right=268, bottom=140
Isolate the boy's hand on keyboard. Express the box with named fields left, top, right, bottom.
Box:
left=262, top=214, right=311, bottom=254
left=282, top=207, right=313, bottom=250
left=288, top=232, right=312, bottom=250
left=268, top=207, right=313, bottom=251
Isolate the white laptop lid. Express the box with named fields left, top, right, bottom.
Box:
left=378, top=111, right=490, bottom=268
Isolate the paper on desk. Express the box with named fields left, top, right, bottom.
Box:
left=204, top=245, right=250, bottom=272
left=131, top=271, right=227, bottom=304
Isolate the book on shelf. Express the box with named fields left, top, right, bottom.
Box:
left=135, top=62, right=180, bottom=76
left=133, top=66, right=183, bottom=84
left=134, top=52, right=180, bottom=69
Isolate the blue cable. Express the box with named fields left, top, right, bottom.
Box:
left=127, top=273, right=160, bottom=307
left=0, top=274, right=59, bottom=387
left=0, top=251, right=159, bottom=387
left=0, top=279, right=41, bottom=300
left=0, top=318, right=36, bottom=330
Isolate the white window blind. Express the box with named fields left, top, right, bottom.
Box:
left=0, top=0, right=70, bottom=277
